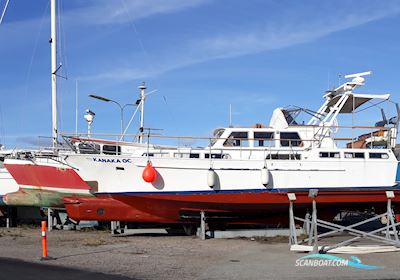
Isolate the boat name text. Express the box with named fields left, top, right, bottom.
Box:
left=93, top=158, right=132, bottom=164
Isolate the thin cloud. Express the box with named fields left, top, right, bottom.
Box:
left=81, top=3, right=400, bottom=82
left=63, top=0, right=211, bottom=26
left=0, top=0, right=210, bottom=44
left=198, top=6, right=400, bottom=59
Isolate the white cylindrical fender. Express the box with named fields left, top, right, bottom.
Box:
left=261, top=166, right=269, bottom=186
left=207, top=168, right=216, bottom=189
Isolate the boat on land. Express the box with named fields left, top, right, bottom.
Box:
left=0, top=0, right=93, bottom=208
left=0, top=166, right=19, bottom=205
left=5, top=71, right=400, bottom=225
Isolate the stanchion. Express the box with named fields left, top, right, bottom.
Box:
left=200, top=211, right=206, bottom=240
left=287, top=193, right=298, bottom=245
left=307, top=189, right=319, bottom=253
left=40, top=221, right=55, bottom=261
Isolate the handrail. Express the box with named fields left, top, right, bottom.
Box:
left=61, top=135, right=385, bottom=143
left=61, top=125, right=390, bottom=139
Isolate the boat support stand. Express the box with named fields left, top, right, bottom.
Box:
left=288, top=190, right=400, bottom=253
left=45, top=208, right=79, bottom=231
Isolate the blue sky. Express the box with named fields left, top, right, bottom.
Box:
left=0, top=0, right=399, bottom=147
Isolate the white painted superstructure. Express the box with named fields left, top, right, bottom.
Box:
left=4, top=72, right=400, bottom=205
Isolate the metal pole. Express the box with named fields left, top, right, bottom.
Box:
left=120, top=107, right=124, bottom=140
left=303, top=212, right=311, bottom=235
left=289, top=201, right=297, bottom=245
left=312, top=199, right=318, bottom=253
left=75, top=80, right=78, bottom=135
left=139, top=83, right=146, bottom=144
left=87, top=122, right=91, bottom=137
left=50, top=0, right=58, bottom=148
left=229, top=104, right=232, bottom=127
left=386, top=198, right=391, bottom=239
left=47, top=208, right=52, bottom=232
left=388, top=198, right=399, bottom=242
left=200, top=211, right=206, bottom=240
left=111, top=221, right=115, bottom=235
left=6, top=206, right=10, bottom=228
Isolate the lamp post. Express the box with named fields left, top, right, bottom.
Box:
left=89, top=94, right=135, bottom=140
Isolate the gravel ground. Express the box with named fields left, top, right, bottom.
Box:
left=0, top=227, right=399, bottom=280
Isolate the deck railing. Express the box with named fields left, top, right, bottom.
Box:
left=57, top=125, right=395, bottom=157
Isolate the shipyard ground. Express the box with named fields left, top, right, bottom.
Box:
left=0, top=227, right=399, bottom=280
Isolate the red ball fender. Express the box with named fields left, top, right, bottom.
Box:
left=142, top=162, right=157, bottom=183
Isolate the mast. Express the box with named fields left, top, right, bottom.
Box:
left=50, top=0, right=58, bottom=148
left=139, top=82, right=146, bottom=143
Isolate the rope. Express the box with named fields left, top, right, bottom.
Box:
left=354, top=100, right=387, bottom=113
left=0, top=0, right=9, bottom=25
left=22, top=1, right=49, bottom=130
left=119, top=101, right=141, bottom=141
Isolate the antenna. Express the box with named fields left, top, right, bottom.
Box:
left=337, top=73, right=342, bottom=86
left=344, top=71, right=372, bottom=79
left=117, top=83, right=158, bottom=142
left=344, top=71, right=372, bottom=87
left=229, top=104, right=232, bottom=127
left=138, top=82, right=146, bottom=144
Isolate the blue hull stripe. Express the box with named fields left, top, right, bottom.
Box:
left=397, top=162, right=400, bottom=182
left=97, top=185, right=400, bottom=196
left=0, top=196, right=4, bottom=206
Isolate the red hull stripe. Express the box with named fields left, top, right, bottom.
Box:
left=63, top=190, right=400, bottom=223
left=96, top=187, right=400, bottom=204
left=5, top=164, right=90, bottom=190
left=108, top=190, right=400, bottom=204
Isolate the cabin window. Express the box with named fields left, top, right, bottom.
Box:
left=319, top=152, right=340, bottom=158
left=369, top=153, right=389, bottom=159
left=174, top=153, right=200, bottom=159
left=254, top=132, right=274, bottom=147
left=102, top=145, right=121, bottom=155
left=266, top=154, right=301, bottom=160
left=280, top=132, right=302, bottom=147
left=205, top=153, right=223, bottom=159
left=223, top=132, right=249, bottom=147
left=141, top=153, right=169, bottom=158
left=344, top=152, right=365, bottom=159
left=142, top=152, right=154, bottom=157
left=174, top=153, right=189, bottom=158
left=78, top=143, right=101, bottom=154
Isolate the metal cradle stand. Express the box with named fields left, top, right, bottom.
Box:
left=288, top=190, right=400, bottom=253
left=199, top=211, right=207, bottom=240
left=111, top=221, right=125, bottom=235
left=46, top=208, right=79, bottom=231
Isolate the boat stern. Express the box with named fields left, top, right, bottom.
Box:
left=3, top=159, right=93, bottom=207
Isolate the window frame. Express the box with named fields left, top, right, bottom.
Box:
left=279, top=132, right=302, bottom=147
left=319, top=152, right=340, bottom=159
left=254, top=131, right=275, bottom=148
left=223, top=131, right=249, bottom=147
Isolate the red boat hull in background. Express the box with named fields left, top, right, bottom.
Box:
left=4, top=163, right=93, bottom=207
left=63, top=190, right=400, bottom=225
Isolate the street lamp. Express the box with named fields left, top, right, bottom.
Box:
left=89, top=94, right=135, bottom=140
